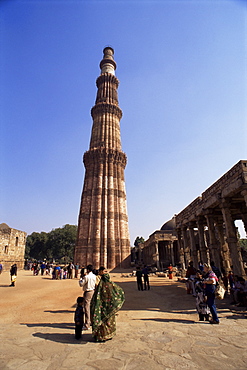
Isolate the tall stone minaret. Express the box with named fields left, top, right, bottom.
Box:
left=74, top=47, right=130, bottom=270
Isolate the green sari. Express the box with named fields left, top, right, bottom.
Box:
left=90, top=273, right=125, bottom=342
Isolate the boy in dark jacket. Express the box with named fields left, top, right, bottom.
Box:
left=74, top=296, right=84, bottom=339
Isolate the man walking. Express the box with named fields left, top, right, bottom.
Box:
left=79, top=264, right=96, bottom=330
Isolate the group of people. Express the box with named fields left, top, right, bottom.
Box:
left=228, top=273, right=247, bottom=307
left=75, top=265, right=125, bottom=342
left=135, top=265, right=150, bottom=290
left=185, top=261, right=221, bottom=324
left=25, top=261, right=80, bottom=279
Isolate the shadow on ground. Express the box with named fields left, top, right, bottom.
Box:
left=44, top=310, right=74, bottom=314
left=134, top=318, right=196, bottom=324
left=22, top=322, right=74, bottom=330
left=32, top=332, right=94, bottom=344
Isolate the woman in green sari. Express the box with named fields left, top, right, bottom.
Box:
left=90, top=271, right=125, bottom=342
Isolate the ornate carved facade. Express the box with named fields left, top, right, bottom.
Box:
left=175, top=160, right=247, bottom=277
left=0, top=223, right=26, bottom=270
left=74, top=47, right=130, bottom=270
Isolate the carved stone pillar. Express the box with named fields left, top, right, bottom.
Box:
left=182, top=226, right=190, bottom=267
left=169, top=241, right=175, bottom=266
left=177, top=228, right=185, bottom=269
left=220, top=200, right=245, bottom=277
left=214, top=218, right=231, bottom=272
left=205, top=212, right=221, bottom=268
left=188, top=222, right=198, bottom=267
left=196, top=216, right=208, bottom=264
left=154, top=241, right=160, bottom=270
left=240, top=211, right=247, bottom=237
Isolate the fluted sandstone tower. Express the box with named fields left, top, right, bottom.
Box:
left=74, top=47, right=130, bottom=270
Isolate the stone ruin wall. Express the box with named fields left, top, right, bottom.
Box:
left=0, top=225, right=26, bottom=270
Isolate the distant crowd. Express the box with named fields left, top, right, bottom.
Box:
left=25, top=261, right=80, bottom=279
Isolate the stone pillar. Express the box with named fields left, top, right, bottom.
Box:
left=215, top=218, right=231, bottom=272
left=220, top=200, right=245, bottom=277
left=204, top=212, right=221, bottom=269
left=182, top=226, right=190, bottom=267
left=196, top=216, right=208, bottom=264
left=154, top=241, right=160, bottom=270
left=177, top=228, right=185, bottom=269
left=169, top=241, right=175, bottom=266
left=240, top=211, right=247, bottom=237
left=188, top=222, right=198, bottom=267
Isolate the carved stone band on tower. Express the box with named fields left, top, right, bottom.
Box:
left=74, top=47, right=130, bottom=270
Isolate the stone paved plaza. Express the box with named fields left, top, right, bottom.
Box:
left=0, top=270, right=246, bottom=369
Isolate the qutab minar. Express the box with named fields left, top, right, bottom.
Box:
left=74, top=47, right=130, bottom=270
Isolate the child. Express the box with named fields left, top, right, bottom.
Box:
left=74, top=296, right=84, bottom=339
left=194, top=271, right=210, bottom=321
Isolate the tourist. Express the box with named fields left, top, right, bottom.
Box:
left=63, top=268, right=68, bottom=279
left=79, top=264, right=96, bottom=330
left=198, top=260, right=204, bottom=272
left=136, top=266, right=143, bottom=291
left=67, top=262, right=74, bottom=279
left=142, top=265, right=150, bottom=290
left=9, top=263, right=17, bottom=287
left=185, top=261, right=197, bottom=295
left=74, top=263, right=79, bottom=279
left=95, top=266, right=106, bottom=286
left=54, top=264, right=61, bottom=279
left=91, top=271, right=125, bottom=342
left=74, top=296, right=84, bottom=340
left=210, top=261, right=222, bottom=279
left=40, top=262, right=46, bottom=276
left=230, top=276, right=247, bottom=306
left=203, top=263, right=219, bottom=324
left=168, top=264, right=173, bottom=279
left=194, top=271, right=210, bottom=321
left=80, top=267, right=86, bottom=279
left=228, top=271, right=235, bottom=291
left=0, top=263, right=3, bottom=274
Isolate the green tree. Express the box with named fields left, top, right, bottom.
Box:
left=240, top=238, right=247, bottom=252
left=46, top=224, right=77, bottom=262
left=134, top=236, right=145, bottom=247
left=25, top=224, right=77, bottom=262
left=25, top=232, right=48, bottom=260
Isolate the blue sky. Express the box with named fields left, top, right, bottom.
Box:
left=1, top=0, right=247, bottom=244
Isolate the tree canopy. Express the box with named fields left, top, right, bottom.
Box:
left=25, top=224, right=77, bottom=262
left=134, top=236, right=145, bottom=247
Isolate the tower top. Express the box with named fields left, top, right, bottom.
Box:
left=100, top=47, right=116, bottom=75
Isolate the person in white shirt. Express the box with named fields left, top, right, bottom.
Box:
left=79, top=264, right=96, bottom=330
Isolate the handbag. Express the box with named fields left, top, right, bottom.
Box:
left=215, top=284, right=225, bottom=299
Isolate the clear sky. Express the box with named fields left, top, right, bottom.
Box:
left=1, top=0, right=247, bottom=244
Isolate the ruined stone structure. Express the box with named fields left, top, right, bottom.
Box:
left=134, top=219, right=179, bottom=269
left=74, top=47, right=130, bottom=270
left=175, top=160, right=247, bottom=277
left=0, top=223, right=26, bottom=270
